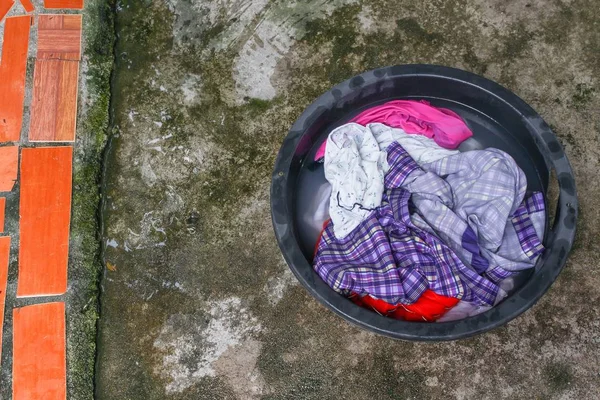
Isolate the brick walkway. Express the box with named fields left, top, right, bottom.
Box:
left=1, top=1, right=83, bottom=398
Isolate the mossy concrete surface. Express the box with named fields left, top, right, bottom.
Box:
left=97, top=0, right=600, bottom=399
left=0, top=0, right=113, bottom=399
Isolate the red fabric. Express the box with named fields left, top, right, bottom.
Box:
left=313, top=219, right=331, bottom=258
left=350, top=289, right=459, bottom=322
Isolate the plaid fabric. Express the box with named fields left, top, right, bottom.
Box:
left=416, top=148, right=528, bottom=250
left=314, top=144, right=501, bottom=306
left=484, top=265, right=515, bottom=284
left=383, top=143, right=419, bottom=188
left=511, top=192, right=545, bottom=259
left=314, top=142, right=546, bottom=307
left=406, top=145, right=545, bottom=273
left=484, top=192, right=545, bottom=283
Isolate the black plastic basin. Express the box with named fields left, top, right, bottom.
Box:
left=270, top=65, right=578, bottom=341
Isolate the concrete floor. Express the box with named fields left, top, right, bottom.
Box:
left=95, top=0, right=600, bottom=399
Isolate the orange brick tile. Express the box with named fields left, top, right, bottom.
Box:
left=0, top=16, right=31, bottom=142
left=0, top=146, right=18, bottom=192
left=13, top=302, right=66, bottom=400
left=28, top=60, right=79, bottom=142
left=0, top=0, right=14, bottom=22
left=0, top=236, right=10, bottom=366
left=18, top=0, right=33, bottom=12
left=43, top=0, right=83, bottom=9
left=17, top=147, right=72, bottom=297
left=37, top=15, right=82, bottom=61
left=0, top=197, right=5, bottom=232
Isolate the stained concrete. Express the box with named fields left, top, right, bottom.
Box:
left=96, top=0, right=600, bottom=399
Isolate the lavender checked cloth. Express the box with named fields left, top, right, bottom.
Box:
left=314, top=142, right=545, bottom=306
left=406, top=147, right=545, bottom=279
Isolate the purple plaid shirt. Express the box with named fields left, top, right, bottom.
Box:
left=314, top=142, right=545, bottom=306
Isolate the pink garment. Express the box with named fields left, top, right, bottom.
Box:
left=314, top=100, right=472, bottom=160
